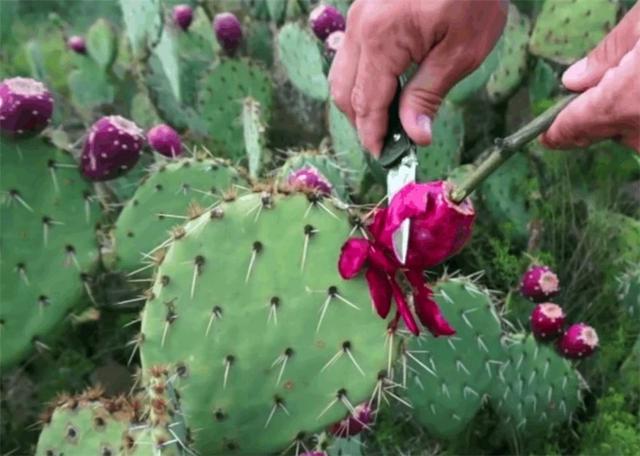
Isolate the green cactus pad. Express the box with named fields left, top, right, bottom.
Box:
left=486, top=4, right=531, bottom=103
left=328, top=102, right=368, bottom=194
left=490, top=334, right=584, bottom=435
left=617, top=266, right=640, bottom=318
left=417, top=100, right=464, bottom=181
left=266, top=0, right=287, bottom=23
left=140, top=192, right=393, bottom=453
left=86, top=18, right=118, bottom=70
left=197, top=58, right=273, bottom=160
left=0, top=137, right=101, bottom=368
left=35, top=394, right=132, bottom=456
left=448, top=39, right=502, bottom=104
left=242, top=97, right=268, bottom=179
left=277, top=22, right=329, bottom=101
left=119, top=0, right=163, bottom=60
left=130, top=91, right=163, bottom=129
left=111, top=157, right=247, bottom=275
left=480, top=153, right=535, bottom=243
left=277, top=150, right=350, bottom=202
left=68, top=58, right=115, bottom=119
left=529, top=0, right=619, bottom=65
left=246, top=20, right=275, bottom=66
left=404, top=277, right=503, bottom=438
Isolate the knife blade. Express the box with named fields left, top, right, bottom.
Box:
left=378, top=78, right=417, bottom=265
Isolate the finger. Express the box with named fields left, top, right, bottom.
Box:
left=541, top=81, right=619, bottom=149
left=328, top=10, right=361, bottom=122
left=562, top=2, right=640, bottom=91
left=350, top=54, right=397, bottom=157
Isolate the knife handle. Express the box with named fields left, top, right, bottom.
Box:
left=378, top=77, right=413, bottom=169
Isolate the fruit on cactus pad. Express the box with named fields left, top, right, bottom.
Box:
left=325, top=30, right=345, bottom=58
left=530, top=303, right=565, bottom=340
left=67, top=35, right=87, bottom=54
left=309, top=5, right=345, bottom=41
left=80, top=115, right=144, bottom=181
left=330, top=402, right=373, bottom=437
left=173, top=4, right=193, bottom=31
left=558, top=323, right=598, bottom=359
left=288, top=165, right=333, bottom=195
left=378, top=181, right=475, bottom=271
left=0, top=77, right=53, bottom=137
left=520, top=265, right=560, bottom=302
left=147, top=123, right=182, bottom=158
left=213, top=12, right=243, bottom=53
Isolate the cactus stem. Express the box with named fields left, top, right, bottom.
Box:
left=449, top=94, right=578, bottom=203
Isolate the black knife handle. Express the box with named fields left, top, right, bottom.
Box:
left=378, top=77, right=413, bottom=169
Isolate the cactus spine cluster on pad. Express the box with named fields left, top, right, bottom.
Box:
left=110, top=156, right=247, bottom=275
left=403, top=277, right=504, bottom=438
left=0, top=136, right=101, bottom=368
left=140, top=191, right=394, bottom=453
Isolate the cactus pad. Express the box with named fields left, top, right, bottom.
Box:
left=111, top=157, right=246, bottom=275
left=417, top=100, right=464, bottom=181
left=529, top=0, right=619, bottom=65
left=86, top=18, right=118, bottom=70
left=140, top=192, right=393, bottom=453
left=119, top=0, right=163, bottom=60
left=486, top=4, right=531, bottom=103
left=490, top=334, right=584, bottom=435
left=328, top=102, right=368, bottom=194
left=448, top=40, right=502, bottom=104
left=404, top=277, right=503, bottom=438
left=277, top=22, right=329, bottom=101
left=0, top=137, right=101, bottom=368
left=197, top=59, right=273, bottom=160
left=242, top=97, right=268, bottom=178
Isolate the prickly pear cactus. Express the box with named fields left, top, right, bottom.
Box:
left=0, top=137, right=101, bottom=368
left=119, top=0, right=163, bottom=60
left=328, top=102, right=369, bottom=194
left=277, top=150, right=350, bottom=202
left=277, top=22, right=329, bottom=101
left=529, top=0, right=619, bottom=65
left=486, top=4, right=531, bottom=103
left=196, top=59, right=273, bottom=160
left=140, top=191, right=393, bottom=453
left=68, top=58, right=115, bottom=119
left=417, top=100, right=464, bottom=182
left=111, top=156, right=247, bottom=275
left=480, top=153, right=536, bottom=243
left=490, top=334, right=585, bottom=435
left=403, top=277, right=503, bottom=438
left=86, top=18, right=118, bottom=70
left=448, top=39, right=502, bottom=104
left=243, top=97, right=268, bottom=178
left=617, top=266, right=640, bottom=318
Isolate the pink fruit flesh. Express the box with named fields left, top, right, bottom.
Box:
left=287, top=166, right=332, bottom=195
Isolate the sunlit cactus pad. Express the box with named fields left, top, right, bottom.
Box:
left=0, top=137, right=100, bottom=368
left=140, top=191, right=392, bottom=453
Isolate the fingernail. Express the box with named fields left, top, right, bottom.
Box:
left=417, top=114, right=432, bottom=139
left=562, top=58, right=588, bottom=85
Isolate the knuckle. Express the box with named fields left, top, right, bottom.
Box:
left=351, top=82, right=370, bottom=117
left=330, top=86, right=351, bottom=111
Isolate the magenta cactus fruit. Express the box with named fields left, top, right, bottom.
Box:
left=558, top=323, right=599, bottom=359
left=288, top=166, right=332, bottom=195
left=530, top=303, right=565, bottom=340
left=378, top=181, right=476, bottom=271
left=0, top=77, right=54, bottom=137
left=80, top=115, right=144, bottom=181
left=330, top=402, right=373, bottom=437
left=300, top=453, right=326, bottom=456
left=325, top=30, right=345, bottom=58
left=520, top=265, right=560, bottom=302
left=213, top=12, right=243, bottom=54
left=67, top=35, right=87, bottom=54
left=172, top=4, right=194, bottom=31
left=309, top=4, right=346, bottom=41
left=147, top=124, right=183, bottom=158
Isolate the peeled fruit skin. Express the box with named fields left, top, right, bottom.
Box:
left=330, top=402, right=373, bottom=437
left=0, top=77, right=54, bottom=137
left=80, top=115, right=144, bottom=181
left=530, top=303, right=565, bottom=341
left=147, top=123, right=183, bottom=158
left=213, top=12, right=243, bottom=54
left=558, top=323, right=599, bottom=359
left=288, top=166, right=332, bottom=195
left=67, top=35, right=87, bottom=54
left=309, top=5, right=345, bottom=41
left=520, top=265, right=560, bottom=302
left=172, top=4, right=193, bottom=31
left=325, top=31, right=345, bottom=58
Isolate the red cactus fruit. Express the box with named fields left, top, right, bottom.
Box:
left=520, top=265, right=560, bottom=302
left=530, top=303, right=565, bottom=341
left=558, top=323, right=598, bottom=359
left=0, top=77, right=54, bottom=137
left=309, top=5, right=346, bottom=41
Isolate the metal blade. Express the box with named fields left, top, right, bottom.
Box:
left=386, top=150, right=417, bottom=264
